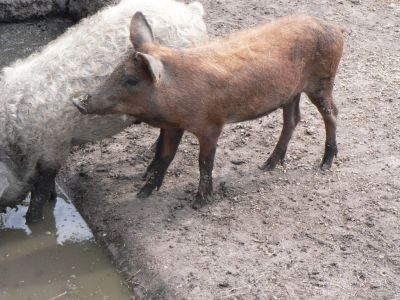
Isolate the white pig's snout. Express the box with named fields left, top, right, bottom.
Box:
left=72, top=94, right=91, bottom=115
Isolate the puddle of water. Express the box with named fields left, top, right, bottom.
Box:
left=0, top=189, right=132, bottom=300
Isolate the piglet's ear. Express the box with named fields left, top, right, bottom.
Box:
left=136, top=52, right=163, bottom=83
left=130, top=12, right=154, bottom=51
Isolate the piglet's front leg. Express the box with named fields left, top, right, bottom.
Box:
left=192, top=126, right=222, bottom=209
left=138, top=128, right=184, bottom=198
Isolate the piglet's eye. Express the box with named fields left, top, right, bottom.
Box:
left=124, top=76, right=139, bottom=86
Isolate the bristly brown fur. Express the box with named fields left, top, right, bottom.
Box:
left=131, top=15, right=344, bottom=131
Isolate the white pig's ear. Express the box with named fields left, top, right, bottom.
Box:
left=130, top=12, right=154, bottom=51
left=136, top=52, right=163, bottom=83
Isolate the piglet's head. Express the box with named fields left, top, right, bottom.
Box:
left=72, top=12, right=164, bottom=117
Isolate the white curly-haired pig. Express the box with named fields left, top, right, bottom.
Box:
left=0, top=0, right=207, bottom=222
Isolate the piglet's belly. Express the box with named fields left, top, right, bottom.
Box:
left=223, top=95, right=287, bottom=124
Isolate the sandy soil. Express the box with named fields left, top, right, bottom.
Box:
left=60, top=0, right=400, bottom=299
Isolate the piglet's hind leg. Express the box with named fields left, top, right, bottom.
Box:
left=307, top=89, right=338, bottom=170
left=260, top=94, right=301, bottom=171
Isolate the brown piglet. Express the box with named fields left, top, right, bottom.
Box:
left=73, top=12, right=344, bottom=208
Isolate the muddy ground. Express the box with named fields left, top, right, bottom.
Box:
left=57, top=0, right=399, bottom=299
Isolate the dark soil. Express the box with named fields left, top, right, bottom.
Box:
left=0, top=0, right=111, bottom=23
left=0, top=17, right=73, bottom=68
left=59, top=0, right=399, bottom=299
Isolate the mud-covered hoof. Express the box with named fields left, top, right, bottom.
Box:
left=191, top=193, right=213, bottom=210
left=137, top=184, right=155, bottom=199
left=320, top=145, right=337, bottom=171
left=320, top=162, right=332, bottom=171
left=259, top=160, right=277, bottom=171
left=141, top=169, right=154, bottom=181
left=25, top=211, right=44, bottom=224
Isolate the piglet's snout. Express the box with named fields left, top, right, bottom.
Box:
left=72, top=94, right=91, bottom=115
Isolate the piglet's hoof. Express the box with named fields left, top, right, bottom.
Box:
left=191, top=193, right=213, bottom=210
left=259, top=160, right=277, bottom=172
left=142, top=169, right=155, bottom=181
left=25, top=211, right=44, bottom=224
left=137, top=184, right=156, bottom=199
left=320, top=162, right=332, bottom=171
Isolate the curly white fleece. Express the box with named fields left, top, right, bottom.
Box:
left=0, top=0, right=207, bottom=185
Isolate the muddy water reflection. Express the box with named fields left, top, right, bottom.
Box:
left=0, top=192, right=132, bottom=300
